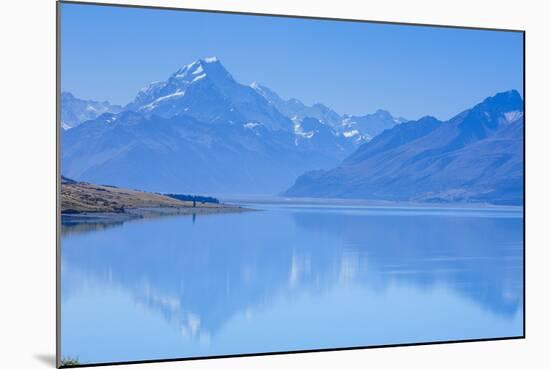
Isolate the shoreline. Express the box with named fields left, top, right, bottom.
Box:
left=61, top=205, right=255, bottom=224
left=60, top=177, right=257, bottom=224
left=219, top=195, right=524, bottom=212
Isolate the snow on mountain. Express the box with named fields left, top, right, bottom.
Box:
left=60, top=92, right=122, bottom=129
left=251, top=82, right=406, bottom=144
left=126, top=58, right=293, bottom=132
left=61, top=58, right=356, bottom=194
left=251, top=82, right=343, bottom=128
left=61, top=109, right=352, bottom=194
left=503, top=110, right=523, bottom=124
left=340, top=109, right=407, bottom=144
left=285, top=90, right=524, bottom=205
left=62, top=58, right=521, bottom=201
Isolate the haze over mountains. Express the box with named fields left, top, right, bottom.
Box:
left=61, top=57, right=403, bottom=194
left=61, top=57, right=523, bottom=204
left=61, top=92, right=122, bottom=129
left=250, top=82, right=405, bottom=143
left=286, top=90, right=524, bottom=205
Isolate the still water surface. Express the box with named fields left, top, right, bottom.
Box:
left=61, top=203, right=524, bottom=364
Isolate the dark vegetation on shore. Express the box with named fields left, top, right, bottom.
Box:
left=163, top=193, right=220, bottom=204
left=60, top=176, right=243, bottom=216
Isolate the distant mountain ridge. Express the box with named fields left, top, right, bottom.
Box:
left=250, top=82, right=343, bottom=127
left=250, top=82, right=406, bottom=143
left=61, top=58, right=522, bottom=203
left=285, top=90, right=524, bottom=205
left=62, top=110, right=348, bottom=194
left=125, top=57, right=293, bottom=132
left=61, top=92, right=122, bottom=129
left=340, top=110, right=407, bottom=143
left=62, top=57, right=409, bottom=194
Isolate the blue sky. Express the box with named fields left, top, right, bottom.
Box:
left=60, top=3, right=523, bottom=120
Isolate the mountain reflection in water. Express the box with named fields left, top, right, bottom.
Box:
left=60, top=203, right=523, bottom=364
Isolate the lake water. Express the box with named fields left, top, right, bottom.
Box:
left=60, top=203, right=524, bottom=364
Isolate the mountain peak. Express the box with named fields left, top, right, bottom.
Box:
left=311, top=102, right=333, bottom=111
left=60, top=91, right=122, bottom=129
left=202, top=56, right=219, bottom=64
left=128, top=57, right=237, bottom=111
left=478, top=89, right=523, bottom=113
left=500, top=89, right=521, bottom=98
left=372, top=109, right=393, bottom=118
left=171, top=57, right=230, bottom=82
left=61, top=91, right=75, bottom=99
left=491, top=89, right=522, bottom=102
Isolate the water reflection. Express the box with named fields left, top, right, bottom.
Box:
left=61, top=220, right=124, bottom=236
left=60, top=210, right=205, bottom=236
left=291, top=208, right=523, bottom=316
left=61, top=204, right=523, bottom=364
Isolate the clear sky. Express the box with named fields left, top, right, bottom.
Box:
left=60, top=2, right=523, bottom=120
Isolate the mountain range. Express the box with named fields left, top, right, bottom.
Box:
left=285, top=90, right=524, bottom=205
left=61, top=57, right=523, bottom=204
left=250, top=82, right=405, bottom=143
left=61, top=92, right=122, bottom=129
left=61, top=58, right=404, bottom=194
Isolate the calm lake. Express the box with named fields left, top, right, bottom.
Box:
left=60, top=202, right=524, bottom=364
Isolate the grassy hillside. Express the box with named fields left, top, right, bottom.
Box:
left=61, top=176, right=227, bottom=214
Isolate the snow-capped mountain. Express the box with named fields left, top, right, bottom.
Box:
left=340, top=110, right=407, bottom=143
left=126, top=57, right=292, bottom=132
left=60, top=92, right=122, bottom=129
left=251, top=82, right=343, bottom=127
left=285, top=90, right=524, bottom=205
left=61, top=58, right=358, bottom=194
left=250, top=82, right=406, bottom=143
left=61, top=58, right=521, bottom=201
left=63, top=58, right=406, bottom=144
